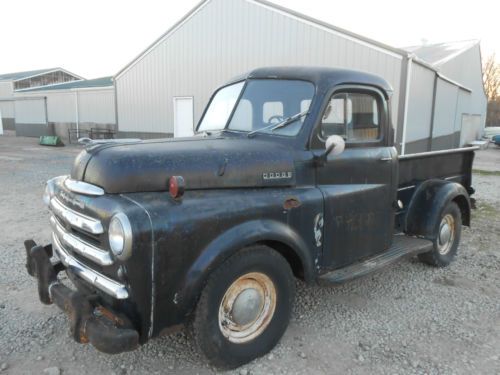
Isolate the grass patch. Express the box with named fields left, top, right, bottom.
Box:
left=472, top=169, right=500, bottom=177
left=473, top=201, right=499, bottom=218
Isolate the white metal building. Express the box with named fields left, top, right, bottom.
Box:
left=114, top=0, right=486, bottom=153
left=0, top=68, right=82, bottom=133
left=402, top=40, right=487, bottom=152
left=13, top=77, right=115, bottom=141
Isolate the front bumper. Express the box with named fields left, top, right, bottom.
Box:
left=24, top=239, right=139, bottom=354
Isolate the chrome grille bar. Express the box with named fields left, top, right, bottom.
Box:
left=50, top=215, right=113, bottom=266
left=52, top=233, right=128, bottom=299
left=50, top=197, right=104, bottom=234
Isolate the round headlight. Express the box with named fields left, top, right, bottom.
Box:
left=109, top=213, right=132, bottom=260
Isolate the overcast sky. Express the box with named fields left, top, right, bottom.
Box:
left=1, top=0, right=498, bottom=79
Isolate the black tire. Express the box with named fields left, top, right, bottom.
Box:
left=192, top=245, right=295, bottom=369
left=418, top=201, right=462, bottom=267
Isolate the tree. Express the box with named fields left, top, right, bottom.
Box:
left=483, top=54, right=500, bottom=101
left=483, top=54, right=500, bottom=125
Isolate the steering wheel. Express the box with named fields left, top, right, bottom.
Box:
left=267, top=115, right=285, bottom=125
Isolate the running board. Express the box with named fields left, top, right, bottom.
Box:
left=319, top=235, right=433, bottom=285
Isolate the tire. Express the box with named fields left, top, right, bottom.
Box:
left=418, top=201, right=462, bottom=267
left=192, top=245, right=295, bottom=369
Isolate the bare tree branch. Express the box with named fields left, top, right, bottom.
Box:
left=483, top=54, right=500, bottom=102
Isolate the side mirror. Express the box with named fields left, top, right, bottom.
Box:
left=315, top=135, right=345, bottom=166
left=325, top=135, right=345, bottom=157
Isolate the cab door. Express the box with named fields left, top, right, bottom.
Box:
left=312, top=86, right=397, bottom=269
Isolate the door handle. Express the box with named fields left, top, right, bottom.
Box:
left=379, top=157, right=392, bottom=162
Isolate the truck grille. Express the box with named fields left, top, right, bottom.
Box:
left=48, top=196, right=128, bottom=299
left=49, top=214, right=112, bottom=266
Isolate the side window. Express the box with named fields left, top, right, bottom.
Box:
left=321, top=91, right=381, bottom=142
left=263, top=101, right=284, bottom=123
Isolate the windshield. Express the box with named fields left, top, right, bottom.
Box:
left=198, top=79, right=315, bottom=136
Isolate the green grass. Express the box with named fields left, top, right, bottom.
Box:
left=472, top=169, right=500, bottom=177
left=473, top=201, right=499, bottom=218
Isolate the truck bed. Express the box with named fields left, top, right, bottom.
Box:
left=398, top=147, right=476, bottom=190
left=397, top=146, right=477, bottom=213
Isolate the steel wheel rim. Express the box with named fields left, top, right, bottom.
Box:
left=437, top=214, right=455, bottom=255
left=218, top=272, right=276, bottom=344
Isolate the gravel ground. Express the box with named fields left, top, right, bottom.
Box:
left=0, top=135, right=499, bottom=375
left=473, top=144, right=500, bottom=172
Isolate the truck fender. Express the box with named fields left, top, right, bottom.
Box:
left=176, top=219, right=315, bottom=314
left=405, top=179, right=471, bottom=239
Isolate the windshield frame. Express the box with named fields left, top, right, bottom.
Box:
left=196, top=79, right=248, bottom=134
left=196, top=78, right=317, bottom=137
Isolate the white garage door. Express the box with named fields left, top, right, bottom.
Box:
left=173, top=97, right=194, bottom=137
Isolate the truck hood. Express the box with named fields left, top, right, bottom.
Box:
left=71, top=136, right=297, bottom=194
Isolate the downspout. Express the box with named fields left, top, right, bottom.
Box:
left=428, top=74, right=438, bottom=151
left=43, top=96, right=48, bottom=126
left=74, top=90, right=80, bottom=138
left=400, top=54, right=413, bottom=155
left=113, top=77, right=119, bottom=135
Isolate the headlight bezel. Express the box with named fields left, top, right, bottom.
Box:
left=108, top=213, right=133, bottom=260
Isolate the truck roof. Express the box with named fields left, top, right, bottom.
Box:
left=226, top=66, right=393, bottom=97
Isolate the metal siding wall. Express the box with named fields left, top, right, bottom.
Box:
left=460, top=114, right=482, bottom=145
left=116, top=0, right=402, bottom=135
left=14, top=88, right=115, bottom=127
left=0, top=82, right=14, bottom=118
left=405, top=63, right=434, bottom=144
left=454, top=89, right=471, bottom=146
left=439, top=45, right=486, bottom=139
left=431, top=78, right=459, bottom=150
left=78, top=89, right=115, bottom=124
left=0, top=81, right=13, bottom=97
left=46, top=92, right=76, bottom=122
left=14, top=99, right=46, bottom=124
left=0, top=101, right=14, bottom=118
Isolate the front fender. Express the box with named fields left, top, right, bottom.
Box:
left=405, top=179, right=470, bottom=238
left=176, top=219, right=315, bottom=316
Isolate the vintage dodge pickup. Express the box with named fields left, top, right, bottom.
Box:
left=25, top=67, right=477, bottom=368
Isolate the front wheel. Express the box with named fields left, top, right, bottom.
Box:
left=192, top=245, right=295, bottom=369
left=418, top=201, right=462, bottom=267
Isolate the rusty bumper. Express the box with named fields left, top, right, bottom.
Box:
left=24, top=239, right=139, bottom=354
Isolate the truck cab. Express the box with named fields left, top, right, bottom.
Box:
left=25, top=67, right=475, bottom=368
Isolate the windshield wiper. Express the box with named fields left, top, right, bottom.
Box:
left=247, top=110, right=309, bottom=137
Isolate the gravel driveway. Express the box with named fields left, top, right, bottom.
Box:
left=0, top=135, right=499, bottom=375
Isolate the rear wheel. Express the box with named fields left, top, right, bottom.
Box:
left=192, top=245, right=295, bottom=369
left=418, top=201, right=462, bottom=267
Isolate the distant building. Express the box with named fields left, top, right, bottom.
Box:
left=0, top=0, right=487, bottom=153
left=14, top=77, right=115, bottom=141
left=114, top=0, right=487, bottom=153
left=0, top=68, right=82, bottom=133
left=403, top=40, right=487, bottom=152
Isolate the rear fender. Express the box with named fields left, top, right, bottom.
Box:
left=176, top=219, right=315, bottom=315
left=405, top=179, right=471, bottom=239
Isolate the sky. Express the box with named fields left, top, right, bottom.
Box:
left=0, top=0, right=498, bottom=79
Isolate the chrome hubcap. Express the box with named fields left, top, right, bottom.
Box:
left=437, top=214, right=455, bottom=255
left=218, top=272, right=276, bottom=344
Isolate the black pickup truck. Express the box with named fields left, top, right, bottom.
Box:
left=25, top=67, right=477, bottom=368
